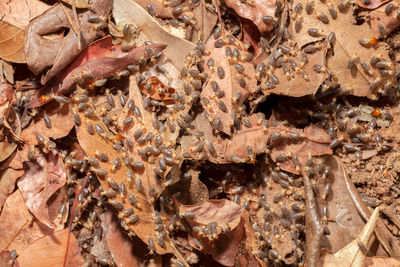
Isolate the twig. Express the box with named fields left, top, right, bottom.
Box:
left=302, top=169, right=324, bottom=267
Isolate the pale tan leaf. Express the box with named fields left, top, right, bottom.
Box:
left=0, top=0, right=50, bottom=28
left=0, top=21, right=25, bottom=63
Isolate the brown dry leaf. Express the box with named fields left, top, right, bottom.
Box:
left=270, top=123, right=332, bottom=174
left=17, top=149, right=66, bottom=229
left=355, top=0, right=391, bottom=9
left=225, top=0, right=276, bottom=32
left=0, top=250, right=19, bottom=267
left=364, top=256, right=400, bottom=266
left=21, top=102, right=74, bottom=145
left=0, top=59, right=14, bottom=84
left=201, top=34, right=256, bottom=136
left=292, top=0, right=396, bottom=99
left=0, top=167, right=23, bottom=210
left=0, top=190, right=32, bottom=251
left=180, top=199, right=244, bottom=266
left=320, top=156, right=367, bottom=253
left=139, top=77, right=175, bottom=102
left=321, top=207, right=380, bottom=267
left=0, top=108, right=21, bottom=163
left=168, top=169, right=209, bottom=205
left=59, top=0, right=89, bottom=8
left=57, top=43, right=167, bottom=96
left=75, top=89, right=186, bottom=262
left=25, top=1, right=112, bottom=84
left=134, top=0, right=193, bottom=19
left=190, top=0, right=218, bottom=43
left=179, top=199, right=243, bottom=234
left=370, top=0, right=400, bottom=38
left=0, top=0, right=50, bottom=29
left=0, top=22, right=25, bottom=63
left=113, top=0, right=196, bottom=70
left=17, top=229, right=85, bottom=267
left=262, top=42, right=328, bottom=97
left=100, top=208, right=146, bottom=266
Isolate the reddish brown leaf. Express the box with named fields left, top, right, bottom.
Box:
left=25, top=2, right=111, bottom=84
left=0, top=167, right=23, bottom=210
left=139, top=77, right=175, bottom=102
left=370, top=0, right=400, bottom=38
left=21, top=102, right=74, bottom=145
left=0, top=21, right=25, bottom=63
left=225, top=0, right=276, bottom=33
left=16, top=229, right=85, bottom=267
left=356, top=0, right=391, bottom=9
left=100, top=208, right=146, bottom=266
left=270, top=124, right=332, bottom=174
left=201, top=34, right=256, bottom=136
left=17, top=149, right=66, bottom=229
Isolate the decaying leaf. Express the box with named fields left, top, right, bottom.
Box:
left=319, top=156, right=367, bottom=253
left=180, top=199, right=244, bottom=266
left=370, top=0, right=400, bottom=38
left=21, top=102, right=74, bottom=145
left=262, top=42, right=328, bottom=97
left=113, top=0, right=196, bottom=70
left=0, top=22, right=25, bottom=63
left=189, top=0, right=218, bottom=43
left=321, top=207, right=380, bottom=267
left=292, top=0, right=396, bottom=99
left=201, top=33, right=255, bottom=136
left=25, top=1, right=112, bottom=84
left=0, top=167, right=23, bottom=211
left=0, top=0, right=50, bottom=29
left=17, top=149, right=66, bottom=229
left=16, top=229, right=85, bottom=267
left=100, top=208, right=146, bottom=266
left=225, top=0, right=276, bottom=32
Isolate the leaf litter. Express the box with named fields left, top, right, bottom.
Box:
left=1, top=0, right=400, bottom=265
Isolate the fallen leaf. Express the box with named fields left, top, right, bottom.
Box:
left=292, top=0, right=396, bottom=99
left=0, top=0, right=50, bottom=29
left=134, top=0, right=193, bottom=19
left=0, top=250, right=19, bottom=267
left=0, top=107, right=21, bottom=163
left=270, top=123, right=332, bottom=174
left=0, top=167, right=23, bottom=210
left=225, top=0, right=276, bottom=32
left=100, top=208, right=146, bottom=266
left=17, top=149, right=67, bottom=229
left=59, top=0, right=89, bottom=8
left=21, top=102, right=74, bottom=145
left=0, top=22, right=25, bottom=63
left=190, top=0, right=218, bottom=43
left=318, top=156, right=367, bottom=253
left=179, top=199, right=243, bottom=234
left=0, top=59, right=14, bottom=84
left=16, top=229, right=85, bottom=267
left=139, top=77, right=175, bottom=102
left=25, top=1, right=112, bottom=84
left=321, top=207, right=380, bottom=267
left=370, top=0, right=400, bottom=38
left=355, top=0, right=390, bottom=9
left=262, top=42, right=328, bottom=97
left=113, top=0, right=196, bottom=70
left=201, top=33, right=255, bottom=135
left=364, top=256, right=400, bottom=266
left=0, top=190, right=32, bottom=251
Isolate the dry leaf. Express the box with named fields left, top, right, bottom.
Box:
left=364, top=256, right=400, bottom=266
left=17, top=149, right=66, bottom=229
left=0, top=59, right=14, bottom=84
left=25, top=1, right=112, bottom=84
left=270, top=123, right=332, bottom=174
left=0, top=190, right=32, bottom=251
left=0, top=0, right=50, bottom=29
left=320, top=156, right=368, bottom=253
left=0, top=108, right=21, bottom=163
left=113, top=0, right=196, bottom=70
left=292, top=0, right=396, bottom=99
left=0, top=167, right=23, bottom=210
left=190, top=0, right=218, bottom=43
left=100, top=208, right=146, bottom=266
left=21, top=102, right=74, bottom=145
left=355, top=0, right=391, bottom=9
left=139, top=77, right=175, bottom=102
left=0, top=22, right=25, bottom=63
left=262, top=42, right=328, bottom=97
left=370, top=0, right=400, bottom=38
left=17, top=229, right=85, bottom=267
left=201, top=33, right=255, bottom=136
left=225, top=0, right=276, bottom=32
left=180, top=199, right=244, bottom=266
left=321, top=207, right=380, bottom=267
